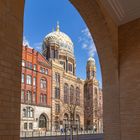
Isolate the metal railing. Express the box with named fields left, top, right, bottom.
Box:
left=20, top=129, right=100, bottom=138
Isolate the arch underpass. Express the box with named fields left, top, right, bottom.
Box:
left=0, top=0, right=140, bottom=140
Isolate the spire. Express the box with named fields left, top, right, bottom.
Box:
left=56, top=21, right=60, bottom=32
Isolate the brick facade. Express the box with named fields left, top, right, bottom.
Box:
left=20, top=46, right=52, bottom=132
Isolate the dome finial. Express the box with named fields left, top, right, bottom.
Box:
left=56, top=21, right=60, bottom=32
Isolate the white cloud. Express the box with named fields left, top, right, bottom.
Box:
left=79, top=28, right=96, bottom=57
left=33, top=42, right=42, bottom=53
left=23, top=36, right=32, bottom=48
left=23, top=36, right=42, bottom=53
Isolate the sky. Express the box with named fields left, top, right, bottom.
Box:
left=23, top=0, right=102, bottom=87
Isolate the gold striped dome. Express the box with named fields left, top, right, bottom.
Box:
left=44, top=23, right=74, bottom=54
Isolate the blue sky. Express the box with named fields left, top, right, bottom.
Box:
left=23, top=0, right=102, bottom=87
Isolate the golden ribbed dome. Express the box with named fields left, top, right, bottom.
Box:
left=44, top=23, right=74, bottom=54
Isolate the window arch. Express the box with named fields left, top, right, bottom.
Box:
left=70, top=85, right=74, bottom=104
left=23, top=107, right=34, bottom=118
left=40, top=78, right=47, bottom=89
left=39, top=114, right=48, bottom=129
left=44, top=94, right=47, bottom=104
left=32, top=92, right=36, bottom=103
left=64, top=83, right=69, bottom=103
left=40, top=93, right=43, bottom=103
left=40, top=93, right=47, bottom=104
left=76, top=87, right=80, bottom=105
left=26, top=91, right=32, bottom=103
left=26, top=75, right=32, bottom=85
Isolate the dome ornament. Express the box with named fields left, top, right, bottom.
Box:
left=56, top=21, right=60, bottom=32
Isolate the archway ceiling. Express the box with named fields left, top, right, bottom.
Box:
left=101, top=0, right=140, bottom=25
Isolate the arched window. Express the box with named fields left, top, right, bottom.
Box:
left=76, top=87, right=80, bottom=106
left=70, top=85, right=74, bottom=104
left=44, top=94, right=47, bottom=104
left=26, top=75, right=32, bottom=85
left=26, top=91, right=32, bottom=103
left=55, top=87, right=60, bottom=99
left=64, top=83, right=69, bottom=103
left=23, top=107, right=34, bottom=118
left=40, top=78, right=47, bottom=89
left=40, top=93, right=43, bottom=103
left=32, top=92, right=36, bottom=103
left=39, top=114, right=47, bottom=128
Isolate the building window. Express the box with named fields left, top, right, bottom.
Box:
left=22, top=73, right=24, bottom=83
left=64, top=83, right=69, bottom=103
left=55, top=104, right=60, bottom=113
left=44, top=94, right=47, bottom=104
left=33, top=77, right=36, bottom=86
left=68, top=63, right=73, bottom=72
left=55, top=87, right=60, bottom=99
left=40, top=94, right=43, bottom=103
left=55, top=73, right=60, bottom=83
left=60, top=61, right=65, bottom=69
left=45, top=69, right=48, bottom=75
left=29, top=123, right=33, bottom=130
left=23, top=109, right=26, bottom=117
left=70, top=85, right=74, bottom=104
left=76, top=87, right=80, bottom=106
left=39, top=114, right=47, bottom=128
left=55, top=50, right=58, bottom=59
left=26, top=61, right=32, bottom=69
left=51, top=49, right=55, bottom=58
left=24, top=123, right=27, bottom=130
left=23, top=107, right=34, bottom=118
left=40, top=78, right=47, bottom=89
left=26, top=91, right=32, bottom=103
left=22, top=60, right=25, bottom=67
left=40, top=67, right=45, bottom=73
left=40, top=94, right=47, bottom=104
left=32, top=92, right=36, bottom=103
left=26, top=75, right=32, bottom=85
left=33, top=64, right=36, bottom=70
left=21, top=90, right=25, bottom=102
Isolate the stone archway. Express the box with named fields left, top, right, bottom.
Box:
left=0, top=1, right=140, bottom=140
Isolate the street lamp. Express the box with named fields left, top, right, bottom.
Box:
left=64, top=119, right=67, bottom=140
left=76, top=120, right=79, bottom=140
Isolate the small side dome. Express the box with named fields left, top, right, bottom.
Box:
left=88, top=57, right=95, bottom=63
left=87, top=57, right=95, bottom=66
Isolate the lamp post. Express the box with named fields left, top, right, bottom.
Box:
left=64, top=119, right=67, bottom=140
left=76, top=120, right=79, bottom=140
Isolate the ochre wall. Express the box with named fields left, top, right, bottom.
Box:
left=0, top=0, right=24, bottom=139
left=119, top=18, right=140, bottom=140
left=70, top=0, right=120, bottom=140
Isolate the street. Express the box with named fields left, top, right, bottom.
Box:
left=21, top=134, right=103, bottom=140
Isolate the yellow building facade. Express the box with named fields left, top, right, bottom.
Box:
left=42, top=23, right=84, bottom=131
